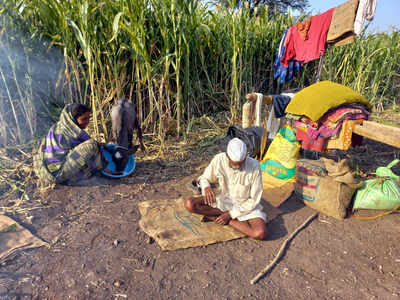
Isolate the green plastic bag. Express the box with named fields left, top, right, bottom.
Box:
left=353, top=159, right=400, bottom=211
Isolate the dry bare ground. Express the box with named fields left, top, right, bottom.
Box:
left=1, top=123, right=400, bottom=300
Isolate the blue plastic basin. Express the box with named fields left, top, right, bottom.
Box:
left=101, top=144, right=136, bottom=178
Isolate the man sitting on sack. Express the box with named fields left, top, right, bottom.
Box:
left=185, top=138, right=267, bottom=240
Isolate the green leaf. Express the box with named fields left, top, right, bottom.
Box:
left=109, top=12, right=124, bottom=43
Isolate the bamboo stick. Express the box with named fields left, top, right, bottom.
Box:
left=250, top=213, right=318, bottom=284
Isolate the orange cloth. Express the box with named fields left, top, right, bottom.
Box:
left=296, top=18, right=311, bottom=41
left=326, top=119, right=363, bottom=150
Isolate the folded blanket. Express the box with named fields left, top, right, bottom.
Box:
left=285, top=81, right=369, bottom=122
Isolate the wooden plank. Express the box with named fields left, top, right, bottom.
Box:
left=353, top=121, right=400, bottom=149
left=362, top=120, right=400, bottom=136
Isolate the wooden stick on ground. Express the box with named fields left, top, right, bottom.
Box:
left=250, top=212, right=318, bottom=284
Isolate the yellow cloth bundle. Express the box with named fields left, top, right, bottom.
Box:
left=285, top=81, right=369, bottom=122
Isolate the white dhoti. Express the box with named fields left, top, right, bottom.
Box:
left=212, top=196, right=267, bottom=222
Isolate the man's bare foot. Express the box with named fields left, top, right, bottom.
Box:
left=201, top=215, right=218, bottom=222
left=214, top=211, right=232, bottom=225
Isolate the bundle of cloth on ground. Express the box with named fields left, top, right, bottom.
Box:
left=353, top=159, right=400, bottom=211
left=295, top=158, right=362, bottom=219
left=274, top=0, right=377, bottom=83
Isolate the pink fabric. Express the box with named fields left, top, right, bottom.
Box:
left=326, top=107, right=364, bottom=123
left=295, top=125, right=325, bottom=152
left=281, top=27, right=296, bottom=67
left=308, top=114, right=368, bottom=140
left=294, top=109, right=369, bottom=153
left=283, top=27, right=292, bottom=48
left=281, top=8, right=334, bottom=67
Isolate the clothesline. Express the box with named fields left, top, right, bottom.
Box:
left=274, top=0, right=377, bottom=85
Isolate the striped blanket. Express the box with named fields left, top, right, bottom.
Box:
left=34, top=105, right=104, bottom=184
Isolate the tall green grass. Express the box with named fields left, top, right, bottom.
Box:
left=0, top=0, right=399, bottom=146
left=323, top=31, right=400, bottom=110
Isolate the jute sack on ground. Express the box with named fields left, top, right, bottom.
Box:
left=139, top=198, right=282, bottom=251
left=0, top=215, right=48, bottom=263
left=295, top=158, right=362, bottom=220
left=295, top=159, right=326, bottom=202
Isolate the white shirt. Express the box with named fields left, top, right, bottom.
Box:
left=198, top=153, right=264, bottom=220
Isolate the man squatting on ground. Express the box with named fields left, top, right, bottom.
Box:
left=185, top=138, right=268, bottom=240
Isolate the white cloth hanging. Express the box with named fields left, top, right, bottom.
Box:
left=354, top=0, right=377, bottom=35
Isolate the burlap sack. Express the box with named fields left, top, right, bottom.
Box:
left=0, top=215, right=48, bottom=263
left=295, top=159, right=326, bottom=202
left=138, top=198, right=282, bottom=251
left=295, top=158, right=361, bottom=219
left=311, top=177, right=357, bottom=219
left=327, top=0, right=359, bottom=46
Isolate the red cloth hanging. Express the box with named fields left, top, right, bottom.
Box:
left=281, top=8, right=334, bottom=67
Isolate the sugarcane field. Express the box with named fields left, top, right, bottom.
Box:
left=0, top=0, right=399, bottom=299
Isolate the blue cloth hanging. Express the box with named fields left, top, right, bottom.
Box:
left=274, top=29, right=302, bottom=84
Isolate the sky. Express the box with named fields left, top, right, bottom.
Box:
left=305, top=0, right=399, bottom=33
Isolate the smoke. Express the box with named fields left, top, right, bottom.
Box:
left=0, top=5, right=68, bottom=147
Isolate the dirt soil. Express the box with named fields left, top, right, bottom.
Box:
left=1, top=135, right=400, bottom=300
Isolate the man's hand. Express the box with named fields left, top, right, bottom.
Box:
left=204, top=186, right=215, bottom=206
left=215, top=211, right=232, bottom=225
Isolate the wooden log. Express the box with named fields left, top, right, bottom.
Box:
left=353, top=121, right=400, bottom=149
left=242, top=102, right=254, bottom=129
left=245, top=93, right=273, bottom=105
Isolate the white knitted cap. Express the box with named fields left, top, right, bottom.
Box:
left=227, top=138, right=247, bottom=162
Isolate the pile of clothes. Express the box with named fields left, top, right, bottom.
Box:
left=291, top=103, right=369, bottom=152
left=258, top=80, right=370, bottom=201
left=282, top=81, right=370, bottom=153
left=274, top=0, right=377, bottom=83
